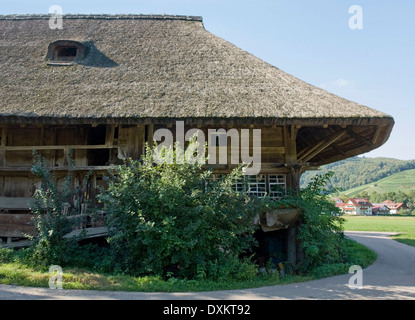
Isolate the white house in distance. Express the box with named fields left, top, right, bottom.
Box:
left=342, top=198, right=373, bottom=215
left=381, top=200, right=409, bottom=214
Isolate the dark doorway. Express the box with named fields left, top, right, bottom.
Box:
left=253, top=229, right=288, bottom=269
left=87, top=125, right=109, bottom=166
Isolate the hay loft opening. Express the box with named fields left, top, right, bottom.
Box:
left=47, top=40, right=86, bottom=65
left=56, top=46, right=77, bottom=60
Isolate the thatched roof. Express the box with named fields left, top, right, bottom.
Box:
left=0, top=14, right=394, bottom=165
left=0, top=14, right=393, bottom=128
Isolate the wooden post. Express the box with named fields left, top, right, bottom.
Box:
left=287, top=164, right=303, bottom=193
left=105, top=125, right=115, bottom=147
left=147, top=124, right=154, bottom=148
left=287, top=227, right=297, bottom=267
left=52, top=127, right=57, bottom=166
left=137, top=125, right=145, bottom=157
left=63, top=148, right=69, bottom=166
left=0, top=126, right=7, bottom=167
left=283, top=125, right=302, bottom=266
left=106, top=124, right=115, bottom=163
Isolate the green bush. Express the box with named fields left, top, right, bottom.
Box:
left=261, top=172, right=345, bottom=273
left=0, top=248, right=14, bottom=263
left=20, top=141, right=353, bottom=282
left=296, top=172, right=345, bottom=272
left=98, top=139, right=259, bottom=279
left=196, top=254, right=259, bottom=281
left=26, top=151, right=96, bottom=267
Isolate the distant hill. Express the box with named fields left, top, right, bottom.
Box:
left=300, top=157, right=415, bottom=192
left=339, top=169, right=415, bottom=197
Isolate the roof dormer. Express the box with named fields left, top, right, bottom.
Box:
left=46, top=40, right=87, bottom=66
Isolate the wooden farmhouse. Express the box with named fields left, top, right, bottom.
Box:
left=0, top=14, right=394, bottom=264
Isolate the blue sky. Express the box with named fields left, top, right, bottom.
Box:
left=2, top=1, right=414, bottom=160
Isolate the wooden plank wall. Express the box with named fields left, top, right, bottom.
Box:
left=0, top=123, right=290, bottom=197
left=152, top=124, right=286, bottom=172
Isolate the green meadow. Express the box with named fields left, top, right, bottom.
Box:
left=343, top=215, right=415, bottom=247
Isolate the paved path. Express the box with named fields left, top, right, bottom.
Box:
left=0, top=231, right=414, bottom=300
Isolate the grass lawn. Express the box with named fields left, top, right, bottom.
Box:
left=0, top=237, right=374, bottom=292
left=0, top=215, right=391, bottom=292
left=343, top=215, right=415, bottom=247
left=0, top=261, right=313, bottom=292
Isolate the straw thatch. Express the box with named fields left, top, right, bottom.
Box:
left=0, top=14, right=394, bottom=128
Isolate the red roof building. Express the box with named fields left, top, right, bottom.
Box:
left=382, top=200, right=409, bottom=214
left=343, top=198, right=373, bottom=215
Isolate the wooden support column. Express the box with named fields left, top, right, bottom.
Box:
left=63, top=148, right=69, bottom=166
left=287, top=226, right=298, bottom=267
left=105, top=125, right=115, bottom=147
left=0, top=126, right=7, bottom=167
left=283, top=125, right=298, bottom=164
left=105, top=124, right=116, bottom=163
left=147, top=124, right=154, bottom=148
left=283, top=125, right=303, bottom=266
left=52, top=127, right=57, bottom=166
left=137, top=125, right=146, bottom=157
left=283, top=125, right=302, bottom=192
left=287, top=163, right=303, bottom=193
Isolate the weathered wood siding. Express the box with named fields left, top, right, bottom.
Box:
left=0, top=123, right=293, bottom=197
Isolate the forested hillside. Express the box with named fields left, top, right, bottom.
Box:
left=340, top=169, right=415, bottom=197
left=300, top=157, right=415, bottom=214
left=300, top=157, right=415, bottom=191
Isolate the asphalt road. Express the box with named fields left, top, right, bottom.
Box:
left=0, top=231, right=414, bottom=300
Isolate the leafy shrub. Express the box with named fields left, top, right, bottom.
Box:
left=196, top=254, right=259, bottom=281
left=0, top=248, right=14, bottom=263
left=98, top=139, right=259, bottom=279
left=251, top=172, right=345, bottom=273
left=296, top=172, right=345, bottom=272
left=27, top=151, right=92, bottom=267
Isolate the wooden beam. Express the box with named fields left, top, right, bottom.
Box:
left=240, top=146, right=285, bottom=154
left=0, top=214, right=36, bottom=238
left=299, top=129, right=347, bottom=162
left=297, top=139, right=325, bottom=160
left=0, top=166, right=113, bottom=172
left=284, top=125, right=298, bottom=164
left=372, top=125, right=384, bottom=145
left=330, top=143, right=347, bottom=157
left=3, top=145, right=117, bottom=151
left=346, top=128, right=374, bottom=147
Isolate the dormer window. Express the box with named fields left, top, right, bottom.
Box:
left=47, top=40, right=86, bottom=65
left=55, top=46, right=78, bottom=61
